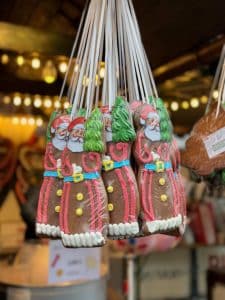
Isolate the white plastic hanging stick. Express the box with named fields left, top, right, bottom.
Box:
left=58, top=0, right=89, bottom=104
left=216, top=61, right=225, bottom=117
left=206, top=45, right=225, bottom=114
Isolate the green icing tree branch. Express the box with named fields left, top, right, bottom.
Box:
left=112, top=97, right=136, bottom=142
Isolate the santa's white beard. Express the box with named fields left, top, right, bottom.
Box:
left=67, top=139, right=84, bottom=152
left=52, top=135, right=67, bottom=150
left=144, top=125, right=161, bottom=142
left=105, top=128, right=112, bottom=142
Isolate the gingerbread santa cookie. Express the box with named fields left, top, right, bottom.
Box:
left=101, top=97, right=140, bottom=238
left=132, top=99, right=185, bottom=235
left=36, top=114, right=70, bottom=238
left=60, top=109, right=109, bottom=248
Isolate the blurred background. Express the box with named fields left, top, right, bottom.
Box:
left=0, top=1, right=225, bottom=300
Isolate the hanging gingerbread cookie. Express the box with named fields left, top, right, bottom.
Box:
left=101, top=97, right=140, bottom=238
left=36, top=113, right=70, bottom=238
left=60, top=109, right=109, bottom=248
left=132, top=99, right=185, bottom=235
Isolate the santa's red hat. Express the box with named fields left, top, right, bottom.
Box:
left=68, top=117, right=85, bottom=132
left=51, top=115, right=70, bottom=133
left=101, top=105, right=111, bottom=114
left=140, top=105, right=159, bottom=125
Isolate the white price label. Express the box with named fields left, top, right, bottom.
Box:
left=48, top=240, right=101, bottom=284
left=203, top=126, right=225, bottom=158
left=7, top=288, right=31, bottom=300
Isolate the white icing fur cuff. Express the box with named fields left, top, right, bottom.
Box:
left=146, top=214, right=182, bottom=233
left=36, top=223, right=61, bottom=237
left=108, top=222, right=139, bottom=236
left=61, top=231, right=105, bottom=248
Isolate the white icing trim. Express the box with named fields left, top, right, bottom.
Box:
left=146, top=214, right=182, bottom=234
left=36, top=223, right=61, bottom=238
left=61, top=231, right=105, bottom=248
left=108, top=222, right=139, bottom=237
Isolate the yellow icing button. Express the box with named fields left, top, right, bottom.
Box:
left=56, top=189, right=63, bottom=197
left=159, top=178, right=166, bottom=186
left=76, top=193, right=84, bottom=201
left=108, top=203, right=114, bottom=211
left=160, top=194, right=168, bottom=202
left=107, top=186, right=114, bottom=193
left=55, top=205, right=60, bottom=213
left=76, top=208, right=83, bottom=216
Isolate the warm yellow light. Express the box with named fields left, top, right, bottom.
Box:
left=3, top=96, right=11, bottom=104
left=99, top=66, right=105, bottom=79
left=190, top=98, right=199, bottom=108
left=58, top=61, right=68, bottom=73
left=83, top=76, right=90, bottom=86
left=34, top=96, right=42, bottom=108
left=24, top=96, right=32, bottom=106
left=181, top=101, right=189, bottom=109
left=13, top=95, right=22, bottom=106
left=200, top=95, right=208, bottom=104
left=170, top=101, right=179, bottom=111
left=64, top=101, right=70, bottom=109
left=74, top=64, right=79, bottom=72
left=20, top=117, right=27, bottom=125
left=16, top=55, right=25, bottom=66
left=36, top=118, right=43, bottom=127
left=54, top=100, right=61, bottom=109
left=213, top=90, right=219, bottom=99
left=43, top=97, right=52, bottom=108
left=1, top=54, right=9, bottom=64
left=31, top=57, right=41, bottom=69
left=12, top=117, right=19, bottom=125
left=28, top=117, right=35, bottom=125
left=42, top=60, right=57, bottom=84
left=164, top=102, right=169, bottom=108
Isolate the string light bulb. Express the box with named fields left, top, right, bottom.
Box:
left=64, top=101, right=70, bottom=109
left=28, top=117, right=35, bottom=125
left=34, top=95, right=42, bottom=108
left=1, top=54, right=9, bottom=64
left=181, top=101, right=189, bottom=110
left=13, top=95, right=22, bottom=106
left=200, top=95, right=208, bottom=104
left=20, top=117, right=27, bottom=125
left=42, top=60, right=57, bottom=84
left=24, top=96, right=32, bottom=106
left=58, top=61, right=68, bottom=73
left=36, top=117, right=43, bottom=127
left=170, top=101, right=179, bottom=111
left=54, top=100, right=61, bottom=109
left=31, top=57, right=41, bottom=69
left=16, top=55, right=25, bottom=66
left=3, top=96, right=11, bottom=104
left=12, top=117, right=19, bottom=125
left=43, top=97, right=52, bottom=108
left=99, top=62, right=105, bottom=78
left=190, top=98, right=199, bottom=108
left=213, top=90, right=219, bottom=99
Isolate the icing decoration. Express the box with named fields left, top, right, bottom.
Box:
left=55, top=205, right=61, bottom=213
left=112, top=97, right=136, bottom=142
left=102, top=99, right=140, bottom=238
left=84, top=108, right=104, bottom=153
left=132, top=101, right=186, bottom=235
left=59, top=109, right=109, bottom=248
left=108, top=203, right=114, bottom=211
left=36, top=114, right=70, bottom=238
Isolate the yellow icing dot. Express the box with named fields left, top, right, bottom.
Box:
left=55, top=205, right=60, bottom=213
left=56, top=189, right=63, bottom=197
left=159, top=178, right=166, bottom=186
left=108, top=203, right=114, bottom=211
left=107, top=186, right=114, bottom=193
left=160, top=194, right=168, bottom=202
left=76, top=193, right=84, bottom=201
left=76, top=208, right=83, bottom=216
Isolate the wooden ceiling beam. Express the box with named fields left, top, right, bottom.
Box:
left=0, top=22, right=74, bottom=55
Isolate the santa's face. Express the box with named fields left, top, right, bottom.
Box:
left=55, top=126, right=68, bottom=140
left=144, top=117, right=160, bottom=142
left=68, top=125, right=84, bottom=152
